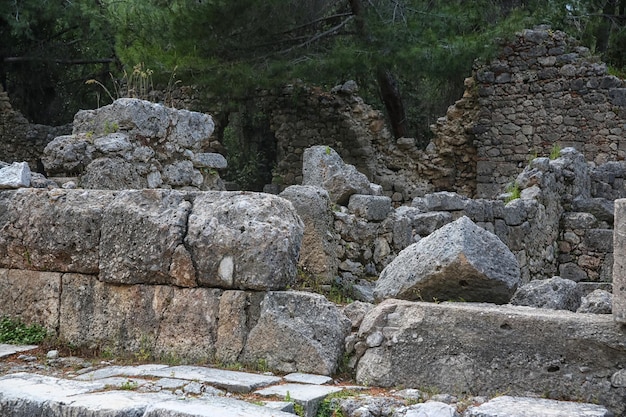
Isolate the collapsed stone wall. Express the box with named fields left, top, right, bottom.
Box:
left=432, top=27, right=626, bottom=198
left=0, top=85, right=70, bottom=170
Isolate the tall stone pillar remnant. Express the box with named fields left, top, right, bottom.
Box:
left=612, top=199, right=626, bottom=322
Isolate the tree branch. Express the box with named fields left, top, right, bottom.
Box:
left=3, top=57, right=115, bottom=65
left=279, top=15, right=355, bottom=55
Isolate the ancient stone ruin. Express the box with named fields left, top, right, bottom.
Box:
left=1, top=26, right=626, bottom=416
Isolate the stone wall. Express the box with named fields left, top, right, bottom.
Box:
left=0, top=188, right=351, bottom=376
left=431, top=27, right=626, bottom=198
left=0, top=85, right=70, bottom=170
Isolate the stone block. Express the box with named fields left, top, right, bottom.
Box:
left=0, top=162, right=30, bottom=189
left=0, top=268, right=61, bottom=332
left=59, top=274, right=222, bottom=359
left=0, top=189, right=114, bottom=273
left=348, top=194, right=392, bottom=221
left=355, top=300, right=626, bottom=416
left=280, top=185, right=338, bottom=284
left=99, top=189, right=192, bottom=285
left=375, top=216, right=520, bottom=304
left=186, top=192, right=304, bottom=290
left=241, top=291, right=351, bottom=375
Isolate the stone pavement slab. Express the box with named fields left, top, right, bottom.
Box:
left=74, top=364, right=170, bottom=380
left=284, top=372, right=333, bottom=385
left=148, top=365, right=282, bottom=393
left=143, top=397, right=296, bottom=417
left=464, top=396, right=612, bottom=417
left=256, top=382, right=344, bottom=417
left=0, top=372, right=295, bottom=417
left=0, top=344, right=37, bottom=359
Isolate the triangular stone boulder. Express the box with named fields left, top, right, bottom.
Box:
left=374, top=216, right=520, bottom=304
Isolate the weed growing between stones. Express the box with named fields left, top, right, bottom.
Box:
left=294, top=267, right=354, bottom=305
left=0, top=316, right=47, bottom=345
left=504, top=182, right=521, bottom=203
left=549, top=143, right=562, bottom=160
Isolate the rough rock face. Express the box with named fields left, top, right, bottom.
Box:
left=302, top=146, right=373, bottom=205
left=280, top=185, right=339, bottom=284
left=186, top=192, right=304, bottom=290
left=577, top=289, right=612, bottom=314
left=241, top=291, right=351, bottom=375
left=99, top=190, right=193, bottom=286
left=0, top=162, right=30, bottom=189
left=0, top=189, right=115, bottom=273
left=374, top=216, right=520, bottom=304
left=0, top=189, right=303, bottom=291
left=42, top=98, right=225, bottom=191
left=510, top=276, right=581, bottom=311
left=353, top=299, right=626, bottom=416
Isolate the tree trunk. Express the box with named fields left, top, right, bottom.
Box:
left=377, top=68, right=410, bottom=138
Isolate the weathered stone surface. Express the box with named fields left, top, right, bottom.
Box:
left=192, top=152, right=227, bottom=169
left=241, top=291, right=351, bottom=375
left=374, top=216, right=520, bottom=304
left=510, top=276, right=581, bottom=311
left=354, top=300, right=626, bottom=416
left=0, top=344, right=37, bottom=359
left=255, top=383, right=344, bottom=417
left=148, top=366, right=281, bottom=393
left=464, top=396, right=612, bottom=417
left=0, top=269, right=61, bottom=332
left=342, top=301, right=375, bottom=330
left=80, top=157, right=147, bottom=189
left=73, top=98, right=214, bottom=150
left=99, top=189, right=192, bottom=285
left=348, top=194, right=392, bottom=221
left=577, top=289, right=613, bottom=314
left=59, top=274, right=222, bottom=359
left=0, top=189, right=114, bottom=273
left=397, top=206, right=453, bottom=236
left=0, top=162, right=30, bottom=189
left=613, top=198, right=626, bottom=323
left=144, top=397, right=296, bottom=417
left=0, top=372, right=294, bottom=417
left=43, top=98, right=222, bottom=191
left=404, top=402, right=459, bottom=417
left=302, top=146, right=372, bottom=205
left=280, top=185, right=338, bottom=284
left=215, top=290, right=249, bottom=364
left=186, top=192, right=303, bottom=290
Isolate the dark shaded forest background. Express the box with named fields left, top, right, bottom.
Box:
left=2, top=0, right=626, bottom=144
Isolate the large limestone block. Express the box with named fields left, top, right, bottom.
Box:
left=0, top=269, right=61, bottom=332
left=280, top=185, right=338, bottom=284
left=241, top=291, right=351, bottom=375
left=355, top=300, right=626, bottom=416
left=186, top=192, right=303, bottom=290
left=59, top=274, right=222, bottom=359
left=0, top=189, right=115, bottom=273
left=613, top=198, right=626, bottom=323
left=374, top=216, right=520, bottom=304
left=302, top=146, right=372, bottom=205
left=99, top=189, right=194, bottom=286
